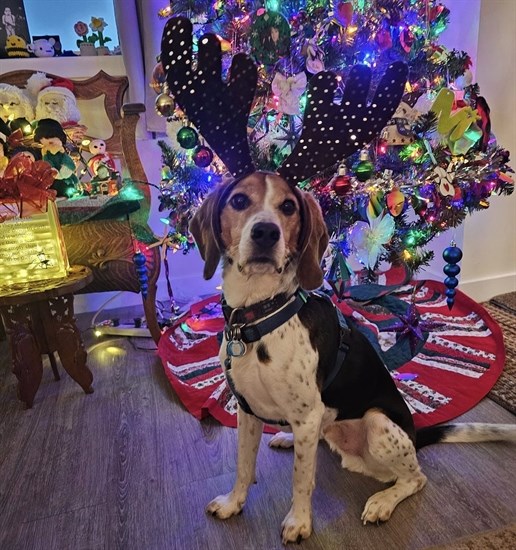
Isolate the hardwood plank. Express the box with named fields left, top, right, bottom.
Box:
left=0, top=319, right=515, bottom=550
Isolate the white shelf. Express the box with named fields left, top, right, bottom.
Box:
left=0, top=55, right=126, bottom=78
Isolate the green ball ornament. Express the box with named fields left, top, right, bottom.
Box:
left=193, top=145, right=214, bottom=168
left=177, top=126, right=199, bottom=149
left=354, top=150, right=375, bottom=182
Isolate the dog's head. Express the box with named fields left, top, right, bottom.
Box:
left=189, top=172, right=329, bottom=291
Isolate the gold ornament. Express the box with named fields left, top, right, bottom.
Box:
left=155, top=93, right=175, bottom=118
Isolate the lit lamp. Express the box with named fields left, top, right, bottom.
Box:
left=0, top=156, right=69, bottom=286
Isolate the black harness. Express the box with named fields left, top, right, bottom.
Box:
left=222, top=289, right=350, bottom=426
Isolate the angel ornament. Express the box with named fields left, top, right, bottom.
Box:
left=271, top=71, right=307, bottom=116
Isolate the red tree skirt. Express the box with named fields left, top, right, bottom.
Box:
left=157, top=281, right=505, bottom=430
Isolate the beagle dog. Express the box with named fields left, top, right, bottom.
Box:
left=190, top=171, right=516, bottom=545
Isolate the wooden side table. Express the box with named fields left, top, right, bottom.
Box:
left=0, top=266, right=94, bottom=408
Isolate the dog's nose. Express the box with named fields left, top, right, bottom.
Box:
left=251, top=222, right=280, bottom=249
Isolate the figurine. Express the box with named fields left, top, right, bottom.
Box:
left=33, top=118, right=79, bottom=197
left=0, top=83, right=35, bottom=122
left=27, top=73, right=81, bottom=125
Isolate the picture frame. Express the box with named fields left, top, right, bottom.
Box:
left=0, top=0, right=30, bottom=56
left=31, top=34, right=62, bottom=56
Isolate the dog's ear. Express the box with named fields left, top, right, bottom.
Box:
left=296, top=191, right=329, bottom=290
left=189, top=190, right=222, bottom=280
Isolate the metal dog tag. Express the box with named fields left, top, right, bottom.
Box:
left=226, top=339, right=247, bottom=357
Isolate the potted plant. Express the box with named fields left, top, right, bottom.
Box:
left=74, top=20, right=96, bottom=56
left=89, top=17, right=111, bottom=55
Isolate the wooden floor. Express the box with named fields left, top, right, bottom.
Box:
left=0, top=312, right=515, bottom=550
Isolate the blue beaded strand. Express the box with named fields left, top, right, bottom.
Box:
left=442, top=243, right=463, bottom=310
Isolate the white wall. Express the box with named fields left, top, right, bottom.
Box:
left=460, top=0, right=516, bottom=301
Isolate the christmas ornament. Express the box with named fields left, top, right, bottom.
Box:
left=331, top=164, right=352, bottom=196
left=383, top=294, right=445, bottom=356
left=433, top=163, right=455, bottom=197
left=155, top=92, right=175, bottom=117
left=303, top=38, right=325, bottom=74
left=442, top=243, right=463, bottom=310
left=193, top=145, right=214, bottom=168
left=250, top=11, right=291, bottom=65
left=350, top=211, right=395, bottom=270
left=133, top=250, right=149, bottom=299
left=400, top=27, right=415, bottom=53
left=376, top=28, right=392, bottom=51
left=176, top=126, right=199, bottom=149
left=367, top=190, right=385, bottom=219
left=380, top=102, right=418, bottom=145
left=150, top=61, right=166, bottom=94
left=271, top=71, right=307, bottom=115
left=332, top=1, right=354, bottom=27
left=387, top=187, right=405, bottom=217
left=354, top=150, right=374, bottom=182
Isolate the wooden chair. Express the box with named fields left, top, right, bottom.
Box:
left=0, top=70, right=162, bottom=343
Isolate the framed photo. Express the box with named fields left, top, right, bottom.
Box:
left=32, top=34, right=62, bottom=56
left=0, top=0, right=30, bottom=55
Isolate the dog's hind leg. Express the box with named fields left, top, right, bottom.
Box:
left=281, top=402, right=325, bottom=544
left=360, top=410, right=427, bottom=524
left=206, top=408, right=263, bottom=519
left=324, top=409, right=427, bottom=524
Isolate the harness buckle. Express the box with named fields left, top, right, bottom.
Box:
left=225, top=308, right=247, bottom=357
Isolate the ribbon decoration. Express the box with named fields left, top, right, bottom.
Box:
left=271, top=71, right=307, bottom=115
left=0, top=154, right=57, bottom=222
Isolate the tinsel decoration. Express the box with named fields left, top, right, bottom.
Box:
left=442, top=243, right=463, bottom=310
left=133, top=250, right=149, bottom=299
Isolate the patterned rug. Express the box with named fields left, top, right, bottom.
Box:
left=157, top=281, right=505, bottom=431
left=426, top=522, right=516, bottom=549
left=484, top=291, right=516, bottom=414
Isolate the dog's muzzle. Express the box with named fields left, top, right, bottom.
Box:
left=251, top=222, right=280, bottom=250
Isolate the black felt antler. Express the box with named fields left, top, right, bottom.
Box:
left=161, top=17, right=258, bottom=178
left=277, top=63, right=408, bottom=185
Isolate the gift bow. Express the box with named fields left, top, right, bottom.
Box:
left=271, top=72, right=307, bottom=115
left=0, top=155, right=57, bottom=221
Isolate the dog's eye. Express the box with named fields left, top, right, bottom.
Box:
left=279, top=199, right=296, bottom=216
left=229, top=193, right=250, bottom=211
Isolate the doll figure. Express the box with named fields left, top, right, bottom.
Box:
left=34, top=119, right=79, bottom=197
left=0, top=83, right=35, bottom=122
left=2, top=7, right=15, bottom=37
left=87, top=139, right=117, bottom=175
left=27, top=73, right=81, bottom=125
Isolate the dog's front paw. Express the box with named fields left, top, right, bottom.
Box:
left=206, top=493, right=244, bottom=519
left=361, top=492, right=395, bottom=525
left=281, top=508, right=312, bottom=544
left=269, top=431, right=294, bottom=449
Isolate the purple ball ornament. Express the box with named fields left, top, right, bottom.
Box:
left=442, top=243, right=463, bottom=310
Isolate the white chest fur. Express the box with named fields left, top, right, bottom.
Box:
left=220, top=315, right=321, bottom=424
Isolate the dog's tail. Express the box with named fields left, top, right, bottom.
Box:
left=416, top=423, right=516, bottom=450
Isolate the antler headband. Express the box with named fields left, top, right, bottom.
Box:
left=161, top=17, right=408, bottom=186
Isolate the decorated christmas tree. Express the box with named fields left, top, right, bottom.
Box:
left=152, top=0, right=513, bottom=295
